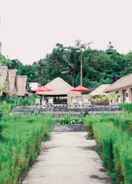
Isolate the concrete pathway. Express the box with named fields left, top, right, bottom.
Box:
left=22, top=132, right=111, bottom=184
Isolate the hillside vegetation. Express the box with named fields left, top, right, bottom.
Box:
left=1, top=42, right=132, bottom=87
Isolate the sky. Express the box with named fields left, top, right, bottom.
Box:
left=0, top=0, right=132, bottom=64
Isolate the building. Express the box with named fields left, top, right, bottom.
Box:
left=43, top=77, right=73, bottom=105
left=68, top=86, right=92, bottom=108
left=68, top=92, right=90, bottom=108
left=89, top=84, right=111, bottom=105
left=8, top=69, right=17, bottom=96
left=0, top=65, right=27, bottom=97
left=16, top=75, right=27, bottom=96
left=105, top=74, right=132, bottom=104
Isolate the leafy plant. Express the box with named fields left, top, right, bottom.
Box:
left=59, top=115, right=83, bottom=125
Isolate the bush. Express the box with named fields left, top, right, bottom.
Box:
left=59, top=115, right=83, bottom=125
left=2, top=95, right=37, bottom=109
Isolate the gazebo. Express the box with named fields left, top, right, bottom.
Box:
left=39, top=77, right=73, bottom=105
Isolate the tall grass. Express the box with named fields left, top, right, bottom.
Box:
left=84, top=114, right=132, bottom=184
left=0, top=114, right=54, bottom=184
left=120, top=103, right=132, bottom=113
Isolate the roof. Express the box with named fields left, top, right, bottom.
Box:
left=89, top=84, right=111, bottom=96
left=44, top=77, right=73, bottom=95
left=71, top=85, right=91, bottom=93
left=106, top=74, right=132, bottom=92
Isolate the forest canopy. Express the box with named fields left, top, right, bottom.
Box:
left=1, top=42, right=132, bottom=88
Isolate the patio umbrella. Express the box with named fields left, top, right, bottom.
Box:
left=71, top=85, right=91, bottom=93
left=36, top=86, right=52, bottom=95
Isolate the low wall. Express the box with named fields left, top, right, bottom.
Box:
left=13, top=105, right=121, bottom=117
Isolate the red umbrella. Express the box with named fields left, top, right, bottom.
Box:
left=71, top=85, right=91, bottom=93
left=36, top=86, right=52, bottom=95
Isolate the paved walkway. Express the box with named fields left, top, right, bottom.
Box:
left=22, top=132, right=111, bottom=184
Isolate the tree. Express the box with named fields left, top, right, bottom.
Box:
left=1, top=42, right=132, bottom=89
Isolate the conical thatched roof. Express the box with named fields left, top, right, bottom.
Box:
left=106, top=74, right=132, bottom=92
left=89, top=84, right=110, bottom=96
left=44, top=77, right=73, bottom=95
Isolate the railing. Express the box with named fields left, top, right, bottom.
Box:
left=13, top=104, right=121, bottom=114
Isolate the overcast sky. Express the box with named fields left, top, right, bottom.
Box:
left=0, top=0, right=132, bottom=64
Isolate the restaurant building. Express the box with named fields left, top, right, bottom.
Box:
left=36, top=77, right=91, bottom=107
left=41, top=77, right=73, bottom=105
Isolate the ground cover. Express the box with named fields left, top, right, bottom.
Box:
left=0, top=113, right=54, bottom=184
left=84, top=113, right=132, bottom=184
left=58, top=115, right=83, bottom=125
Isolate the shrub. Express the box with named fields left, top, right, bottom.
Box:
left=3, top=95, right=37, bottom=109
left=59, top=115, right=83, bottom=125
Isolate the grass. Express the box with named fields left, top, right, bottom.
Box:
left=0, top=114, right=54, bottom=184
left=120, top=103, right=132, bottom=113
left=84, top=113, right=132, bottom=184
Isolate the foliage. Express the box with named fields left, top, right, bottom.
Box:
left=0, top=101, right=12, bottom=114
left=2, top=95, right=37, bottom=108
left=0, top=114, right=54, bottom=184
left=90, top=95, right=109, bottom=105
left=1, top=43, right=132, bottom=88
left=0, top=54, right=11, bottom=65
left=120, top=103, right=132, bottom=113
left=84, top=113, right=132, bottom=184
left=31, top=43, right=132, bottom=87
left=59, top=115, right=83, bottom=125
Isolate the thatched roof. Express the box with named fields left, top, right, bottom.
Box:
left=44, top=77, right=73, bottom=95
left=105, top=74, right=132, bottom=92
left=89, top=84, right=110, bottom=96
